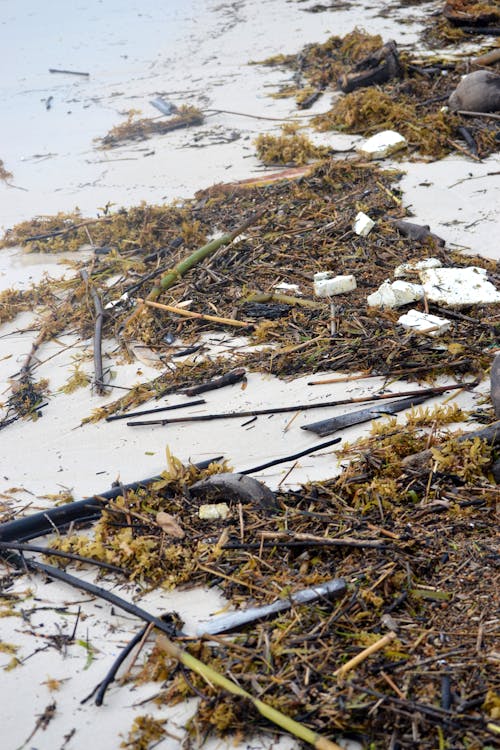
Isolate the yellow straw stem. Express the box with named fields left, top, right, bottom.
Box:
left=156, top=633, right=343, bottom=750
left=137, top=298, right=250, bottom=328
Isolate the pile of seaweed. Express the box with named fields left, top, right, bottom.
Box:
left=0, top=158, right=499, bottom=428
left=421, top=0, right=500, bottom=47
left=259, top=29, right=499, bottom=159
left=43, top=405, right=500, bottom=749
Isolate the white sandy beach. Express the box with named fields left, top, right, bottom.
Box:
left=0, top=1, right=499, bottom=748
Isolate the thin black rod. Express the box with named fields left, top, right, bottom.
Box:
left=0, top=456, right=222, bottom=544
left=240, top=437, right=342, bottom=475
left=105, top=398, right=205, bottom=422
left=126, top=384, right=466, bottom=427
left=94, top=625, right=148, bottom=706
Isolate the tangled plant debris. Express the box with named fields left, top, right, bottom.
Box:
left=260, top=28, right=500, bottom=159
left=3, top=405, right=495, bottom=749
left=0, top=156, right=498, bottom=428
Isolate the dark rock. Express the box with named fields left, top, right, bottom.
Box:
left=448, top=70, right=500, bottom=113
left=189, top=473, right=276, bottom=510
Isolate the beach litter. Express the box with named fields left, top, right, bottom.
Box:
left=353, top=211, right=375, bottom=236
left=397, top=308, right=451, bottom=336
left=2, top=12, right=500, bottom=745
left=356, top=130, right=407, bottom=160
left=367, top=279, right=424, bottom=309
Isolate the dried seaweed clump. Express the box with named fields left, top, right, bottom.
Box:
left=120, top=714, right=166, bottom=750
left=0, top=377, right=49, bottom=431
left=314, top=87, right=462, bottom=158
left=48, top=454, right=231, bottom=587
left=99, top=106, right=204, bottom=148
left=260, top=29, right=384, bottom=98
left=0, top=159, right=12, bottom=181
left=254, top=123, right=329, bottom=165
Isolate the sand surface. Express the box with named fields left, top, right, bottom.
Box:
left=0, top=1, right=499, bottom=749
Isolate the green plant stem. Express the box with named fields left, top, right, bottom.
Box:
left=157, top=634, right=343, bottom=750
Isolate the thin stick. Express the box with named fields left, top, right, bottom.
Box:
left=126, top=383, right=470, bottom=427
left=156, top=633, right=344, bottom=750
left=123, top=210, right=264, bottom=330
left=258, top=531, right=385, bottom=549
left=105, top=399, right=206, bottom=422
left=138, top=298, right=251, bottom=328
left=457, top=110, right=500, bottom=121
left=241, top=437, right=341, bottom=475
left=49, top=68, right=89, bottom=76
left=333, top=631, right=397, bottom=679
left=308, top=371, right=371, bottom=385
left=81, top=270, right=106, bottom=395
left=182, top=368, right=246, bottom=397
left=94, top=624, right=149, bottom=706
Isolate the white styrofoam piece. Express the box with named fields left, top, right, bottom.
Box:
left=398, top=308, right=451, bottom=336
left=394, top=257, right=443, bottom=278
left=274, top=282, right=302, bottom=295
left=199, top=502, right=230, bottom=520
left=353, top=211, right=375, bottom=236
left=314, top=273, right=357, bottom=297
left=367, top=279, right=424, bottom=309
left=356, top=130, right=407, bottom=159
left=419, top=266, right=500, bottom=307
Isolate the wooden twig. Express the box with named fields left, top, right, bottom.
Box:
left=334, top=632, right=397, bottom=679
left=182, top=368, right=246, bottom=397
left=240, top=437, right=341, bottom=475
left=81, top=270, right=106, bottom=395
left=138, top=298, right=251, bottom=328
left=105, top=398, right=206, bottom=422
left=49, top=68, right=89, bottom=76
left=93, top=625, right=149, bottom=706
left=126, top=383, right=471, bottom=427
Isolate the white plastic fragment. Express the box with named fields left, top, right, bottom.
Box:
left=398, top=308, right=451, bottom=337
left=198, top=503, right=230, bottom=521
left=314, top=273, right=357, bottom=297
left=105, top=292, right=129, bottom=310
left=394, top=258, right=443, bottom=278
left=367, top=280, right=424, bottom=309
left=356, top=130, right=407, bottom=159
left=353, top=211, right=375, bottom=237
left=274, top=282, right=302, bottom=295
left=419, top=267, right=500, bottom=307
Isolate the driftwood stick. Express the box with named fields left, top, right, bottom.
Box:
left=94, top=624, right=149, bottom=706
left=81, top=270, right=107, bottom=395
left=182, top=368, right=246, bottom=397
left=241, top=437, right=341, bottom=475
left=138, top=298, right=251, bottom=328
left=105, top=398, right=206, bottom=422
left=127, top=383, right=470, bottom=427
left=334, top=631, right=397, bottom=679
